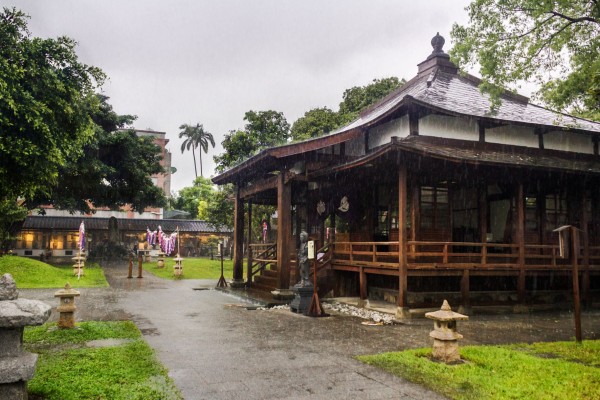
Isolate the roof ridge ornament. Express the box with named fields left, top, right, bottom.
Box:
left=431, top=32, right=445, bottom=55
left=418, top=32, right=456, bottom=75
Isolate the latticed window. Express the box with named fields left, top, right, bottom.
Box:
left=525, top=196, right=538, bottom=231
left=420, top=186, right=449, bottom=229
left=545, top=193, right=567, bottom=231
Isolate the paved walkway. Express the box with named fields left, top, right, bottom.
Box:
left=22, top=262, right=600, bottom=400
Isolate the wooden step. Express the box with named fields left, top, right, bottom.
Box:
left=251, top=280, right=277, bottom=292
left=262, top=268, right=278, bottom=278
left=253, top=274, right=277, bottom=289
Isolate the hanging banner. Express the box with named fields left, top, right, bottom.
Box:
left=78, top=221, right=85, bottom=251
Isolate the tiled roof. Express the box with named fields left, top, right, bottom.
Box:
left=21, top=216, right=231, bottom=233
left=337, top=70, right=600, bottom=134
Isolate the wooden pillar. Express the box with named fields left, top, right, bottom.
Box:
left=516, top=182, right=527, bottom=307
left=358, top=266, right=368, bottom=308
left=276, top=172, right=292, bottom=291
left=231, top=186, right=245, bottom=287
left=581, top=192, right=591, bottom=306
left=459, top=270, right=471, bottom=314
left=571, top=227, right=582, bottom=342
left=478, top=184, right=488, bottom=266
left=396, top=164, right=409, bottom=318
left=330, top=213, right=336, bottom=245
left=246, top=201, right=253, bottom=286
left=411, top=175, right=420, bottom=246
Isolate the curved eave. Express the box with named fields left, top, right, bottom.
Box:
left=212, top=127, right=365, bottom=185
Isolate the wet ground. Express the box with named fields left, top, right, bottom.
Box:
left=21, top=262, right=600, bottom=400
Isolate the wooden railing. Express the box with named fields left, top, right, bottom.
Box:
left=332, top=240, right=600, bottom=271
left=248, top=243, right=276, bottom=278
left=332, top=241, right=400, bottom=270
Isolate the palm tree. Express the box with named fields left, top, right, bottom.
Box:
left=178, top=123, right=215, bottom=178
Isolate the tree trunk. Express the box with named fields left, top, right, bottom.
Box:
left=192, top=148, right=198, bottom=178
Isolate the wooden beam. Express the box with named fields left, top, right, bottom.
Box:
left=276, top=172, right=292, bottom=289
left=409, top=107, right=419, bottom=136
left=478, top=121, right=485, bottom=143
left=239, top=175, right=278, bottom=199
left=398, top=164, right=409, bottom=308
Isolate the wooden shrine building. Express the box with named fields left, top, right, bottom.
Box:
left=212, top=34, right=600, bottom=317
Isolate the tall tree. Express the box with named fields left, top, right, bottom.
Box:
left=451, top=0, right=600, bottom=120
left=30, top=95, right=167, bottom=213
left=0, top=8, right=166, bottom=250
left=0, top=7, right=102, bottom=249
left=178, top=123, right=215, bottom=178
left=0, top=7, right=103, bottom=205
left=214, top=110, right=289, bottom=172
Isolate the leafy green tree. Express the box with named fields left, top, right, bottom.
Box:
left=338, top=77, right=405, bottom=124
left=0, top=7, right=103, bottom=205
left=290, top=107, right=340, bottom=141
left=0, top=199, right=27, bottom=253
left=30, top=95, right=166, bottom=213
left=206, top=184, right=234, bottom=232
left=178, top=123, right=215, bottom=178
left=214, top=110, right=290, bottom=172
left=0, top=7, right=166, bottom=235
left=451, top=0, right=600, bottom=120
left=171, top=176, right=215, bottom=219
left=243, top=110, right=290, bottom=148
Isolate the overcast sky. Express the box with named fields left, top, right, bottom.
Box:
left=7, top=0, right=472, bottom=192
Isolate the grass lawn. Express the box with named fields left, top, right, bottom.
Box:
left=24, top=321, right=182, bottom=400
left=141, top=256, right=245, bottom=280
left=0, top=255, right=108, bottom=288
left=357, top=340, right=600, bottom=400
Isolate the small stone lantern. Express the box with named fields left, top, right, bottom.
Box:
left=157, top=252, right=166, bottom=268
left=72, top=255, right=85, bottom=276
left=54, top=283, right=80, bottom=329
left=173, top=254, right=183, bottom=277
left=425, top=300, right=468, bottom=363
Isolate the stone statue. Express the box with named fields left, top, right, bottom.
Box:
left=297, top=231, right=311, bottom=287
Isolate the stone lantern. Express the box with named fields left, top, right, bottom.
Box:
left=425, top=300, right=469, bottom=363
left=157, top=252, right=166, bottom=268
left=72, top=254, right=85, bottom=276
left=0, top=273, right=51, bottom=399
left=173, top=254, right=183, bottom=277
left=54, top=283, right=80, bottom=329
